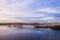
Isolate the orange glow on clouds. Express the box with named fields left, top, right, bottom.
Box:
left=0, top=17, right=30, bottom=23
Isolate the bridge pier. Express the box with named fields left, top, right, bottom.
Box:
left=18, top=24, right=22, bottom=27
left=33, top=25, right=40, bottom=28
left=34, top=26, right=40, bottom=28
left=6, top=24, right=23, bottom=28
left=13, top=25, right=17, bottom=27
left=12, top=24, right=22, bottom=28
left=16, top=24, right=23, bottom=28
left=8, top=25, right=11, bottom=27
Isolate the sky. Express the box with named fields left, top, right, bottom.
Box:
left=0, top=0, right=60, bottom=23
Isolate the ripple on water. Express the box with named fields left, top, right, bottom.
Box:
left=0, top=26, right=60, bottom=40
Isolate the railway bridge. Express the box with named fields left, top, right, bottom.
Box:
left=0, top=23, right=54, bottom=28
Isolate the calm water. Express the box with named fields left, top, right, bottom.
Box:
left=0, top=26, right=60, bottom=40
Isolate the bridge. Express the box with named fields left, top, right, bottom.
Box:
left=0, top=23, right=55, bottom=28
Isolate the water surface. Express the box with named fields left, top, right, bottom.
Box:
left=0, top=26, right=60, bottom=40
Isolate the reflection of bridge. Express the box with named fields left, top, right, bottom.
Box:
left=0, top=23, right=55, bottom=28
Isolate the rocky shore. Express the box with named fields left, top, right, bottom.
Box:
left=34, top=25, right=60, bottom=30
left=50, top=25, right=60, bottom=30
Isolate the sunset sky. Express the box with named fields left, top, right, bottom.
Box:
left=0, top=0, right=60, bottom=23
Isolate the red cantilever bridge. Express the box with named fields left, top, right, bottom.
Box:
left=0, top=23, right=54, bottom=28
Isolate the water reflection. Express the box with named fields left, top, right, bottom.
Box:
left=0, top=26, right=60, bottom=40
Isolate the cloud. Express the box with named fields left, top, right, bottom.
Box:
left=0, top=0, right=60, bottom=23
left=0, top=17, right=30, bottom=23
left=0, top=0, right=39, bottom=17
left=39, top=8, right=60, bottom=13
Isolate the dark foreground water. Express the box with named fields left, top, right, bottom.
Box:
left=0, top=26, right=60, bottom=40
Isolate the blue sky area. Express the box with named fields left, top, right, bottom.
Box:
left=0, top=0, right=60, bottom=23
